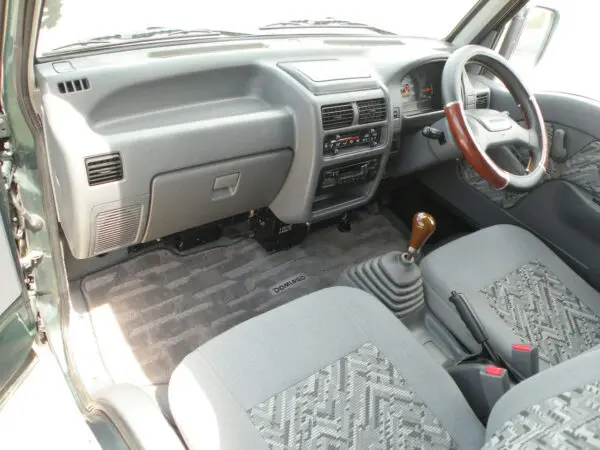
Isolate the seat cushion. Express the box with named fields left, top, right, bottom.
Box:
left=484, top=347, right=600, bottom=448
left=168, top=286, right=484, bottom=449
left=421, top=224, right=600, bottom=368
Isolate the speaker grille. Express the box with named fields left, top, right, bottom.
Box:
left=93, top=204, right=141, bottom=254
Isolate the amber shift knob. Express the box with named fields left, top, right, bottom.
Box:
left=407, top=212, right=436, bottom=258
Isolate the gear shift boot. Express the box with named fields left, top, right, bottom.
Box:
left=338, top=251, right=425, bottom=318
left=338, top=212, right=435, bottom=319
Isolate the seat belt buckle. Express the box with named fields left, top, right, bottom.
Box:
left=480, top=365, right=511, bottom=413
left=447, top=363, right=511, bottom=422
left=511, top=344, right=539, bottom=379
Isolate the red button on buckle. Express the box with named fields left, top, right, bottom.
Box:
left=485, top=365, right=505, bottom=377
left=513, top=344, right=533, bottom=352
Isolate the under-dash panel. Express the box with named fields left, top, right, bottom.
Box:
left=37, top=58, right=295, bottom=258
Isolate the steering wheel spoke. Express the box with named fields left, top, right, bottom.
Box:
left=513, top=124, right=539, bottom=150
left=465, top=109, right=538, bottom=152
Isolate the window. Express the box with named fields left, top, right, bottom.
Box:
left=496, top=2, right=600, bottom=102
left=37, top=0, right=481, bottom=57
left=509, top=7, right=557, bottom=70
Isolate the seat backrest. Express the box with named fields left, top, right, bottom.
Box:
left=483, top=347, right=600, bottom=448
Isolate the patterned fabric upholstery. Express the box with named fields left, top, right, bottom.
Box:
left=460, top=139, right=600, bottom=209
left=484, top=381, right=600, bottom=449
left=247, top=342, right=455, bottom=449
left=481, top=260, right=600, bottom=365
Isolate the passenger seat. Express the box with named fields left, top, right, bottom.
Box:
left=169, top=287, right=600, bottom=449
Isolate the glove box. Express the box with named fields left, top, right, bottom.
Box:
left=142, top=149, right=292, bottom=242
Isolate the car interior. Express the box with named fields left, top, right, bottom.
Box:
left=30, top=15, right=600, bottom=449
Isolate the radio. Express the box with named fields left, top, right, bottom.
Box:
left=317, top=157, right=380, bottom=193
left=323, top=127, right=381, bottom=156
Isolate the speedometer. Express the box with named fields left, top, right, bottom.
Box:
left=399, top=75, right=418, bottom=102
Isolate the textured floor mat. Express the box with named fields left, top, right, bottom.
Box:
left=81, top=214, right=405, bottom=385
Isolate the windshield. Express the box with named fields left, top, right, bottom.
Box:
left=37, top=0, right=481, bottom=56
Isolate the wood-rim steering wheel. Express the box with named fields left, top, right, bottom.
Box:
left=442, top=45, right=549, bottom=190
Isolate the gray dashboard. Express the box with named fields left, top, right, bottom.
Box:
left=35, top=37, right=487, bottom=259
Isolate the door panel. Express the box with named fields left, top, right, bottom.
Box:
left=420, top=90, right=600, bottom=292
left=510, top=180, right=600, bottom=273
left=459, top=132, right=600, bottom=208
left=0, top=200, right=21, bottom=311
left=0, top=186, right=35, bottom=400
left=462, top=90, right=600, bottom=207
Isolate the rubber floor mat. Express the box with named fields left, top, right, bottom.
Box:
left=81, top=213, right=406, bottom=385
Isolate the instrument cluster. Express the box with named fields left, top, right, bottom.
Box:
left=399, top=61, right=444, bottom=116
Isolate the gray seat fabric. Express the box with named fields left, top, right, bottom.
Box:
left=421, top=224, right=600, bottom=369
left=169, top=286, right=485, bottom=449
left=169, top=285, right=600, bottom=449
left=484, top=346, right=600, bottom=448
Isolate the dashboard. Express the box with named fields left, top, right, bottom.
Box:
left=36, top=37, right=492, bottom=259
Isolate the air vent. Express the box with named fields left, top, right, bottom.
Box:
left=57, top=78, right=90, bottom=94
left=321, top=103, right=354, bottom=130
left=357, top=98, right=387, bottom=124
left=93, top=204, right=142, bottom=254
left=86, top=154, right=123, bottom=186
left=476, top=93, right=489, bottom=109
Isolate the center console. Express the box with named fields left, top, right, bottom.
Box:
left=323, top=127, right=382, bottom=156
left=317, top=157, right=381, bottom=194
left=274, top=60, right=393, bottom=223
left=312, top=97, right=390, bottom=217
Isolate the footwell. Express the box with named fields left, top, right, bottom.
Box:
left=81, top=213, right=406, bottom=385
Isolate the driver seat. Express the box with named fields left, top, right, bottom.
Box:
left=421, top=224, right=600, bottom=370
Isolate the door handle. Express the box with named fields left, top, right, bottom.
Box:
left=550, top=128, right=567, bottom=162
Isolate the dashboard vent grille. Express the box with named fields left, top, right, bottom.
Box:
left=476, top=93, right=489, bottom=109
left=321, top=103, right=354, bottom=130
left=86, top=153, right=123, bottom=186
left=357, top=98, right=387, bottom=124
left=57, top=78, right=90, bottom=94
left=93, top=204, right=141, bottom=254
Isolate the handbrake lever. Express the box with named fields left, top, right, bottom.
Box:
left=449, top=291, right=528, bottom=381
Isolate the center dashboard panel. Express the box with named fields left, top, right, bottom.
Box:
left=274, top=59, right=391, bottom=221
left=35, top=38, right=458, bottom=259
left=313, top=96, right=389, bottom=218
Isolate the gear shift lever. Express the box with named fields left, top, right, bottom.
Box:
left=407, top=212, right=436, bottom=260
left=338, top=212, right=436, bottom=319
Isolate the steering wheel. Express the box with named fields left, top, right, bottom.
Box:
left=442, top=45, right=549, bottom=190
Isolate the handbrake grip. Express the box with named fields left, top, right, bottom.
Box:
left=449, top=291, right=488, bottom=344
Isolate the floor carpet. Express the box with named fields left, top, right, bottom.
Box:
left=81, top=213, right=406, bottom=385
